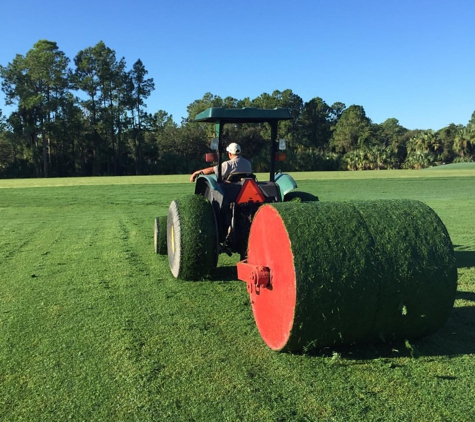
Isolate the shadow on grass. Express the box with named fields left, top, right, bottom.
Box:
left=456, top=290, right=475, bottom=302
left=455, top=250, right=475, bottom=268
left=212, top=265, right=238, bottom=282
left=304, top=302, right=475, bottom=360
left=409, top=304, right=475, bottom=358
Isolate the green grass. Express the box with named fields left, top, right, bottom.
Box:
left=1, top=171, right=474, bottom=421
left=424, top=162, right=475, bottom=171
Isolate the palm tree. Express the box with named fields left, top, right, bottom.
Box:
left=453, top=128, right=472, bottom=159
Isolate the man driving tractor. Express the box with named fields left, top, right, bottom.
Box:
left=189, top=142, right=251, bottom=182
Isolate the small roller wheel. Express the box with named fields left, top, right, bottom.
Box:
left=154, top=216, right=167, bottom=255
left=284, top=191, right=319, bottom=202
left=167, top=195, right=218, bottom=280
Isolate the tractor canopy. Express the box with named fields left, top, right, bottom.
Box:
left=194, top=107, right=292, bottom=124
left=194, top=107, right=292, bottom=182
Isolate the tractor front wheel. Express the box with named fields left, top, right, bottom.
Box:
left=167, top=195, right=218, bottom=280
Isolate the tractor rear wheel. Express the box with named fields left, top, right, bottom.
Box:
left=284, top=191, right=318, bottom=202
left=167, top=195, right=218, bottom=280
left=154, top=216, right=167, bottom=255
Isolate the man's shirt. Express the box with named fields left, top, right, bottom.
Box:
left=214, top=156, right=252, bottom=179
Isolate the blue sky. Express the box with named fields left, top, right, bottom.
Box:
left=1, top=0, right=474, bottom=130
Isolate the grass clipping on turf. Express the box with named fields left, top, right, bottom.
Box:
left=270, top=199, right=458, bottom=352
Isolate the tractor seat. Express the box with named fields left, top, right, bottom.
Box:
left=226, top=172, right=256, bottom=183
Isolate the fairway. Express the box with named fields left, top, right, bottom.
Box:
left=1, top=170, right=475, bottom=421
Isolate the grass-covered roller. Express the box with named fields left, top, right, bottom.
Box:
left=237, top=200, right=457, bottom=352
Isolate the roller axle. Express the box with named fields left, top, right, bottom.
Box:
left=237, top=260, right=271, bottom=294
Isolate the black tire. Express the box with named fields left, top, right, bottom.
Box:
left=154, top=216, right=167, bottom=255
left=284, top=191, right=319, bottom=202
left=167, top=195, right=218, bottom=280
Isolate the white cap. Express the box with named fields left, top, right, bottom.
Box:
left=226, top=143, right=241, bottom=155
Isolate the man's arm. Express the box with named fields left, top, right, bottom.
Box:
left=190, top=166, right=215, bottom=182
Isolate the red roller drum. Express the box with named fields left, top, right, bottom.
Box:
left=241, top=200, right=457, bottom=352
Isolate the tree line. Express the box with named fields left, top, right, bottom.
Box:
left=0, top=40, right=474, bottom=179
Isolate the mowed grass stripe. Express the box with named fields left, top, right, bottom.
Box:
left=0, top=189, right=166, bottom=418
